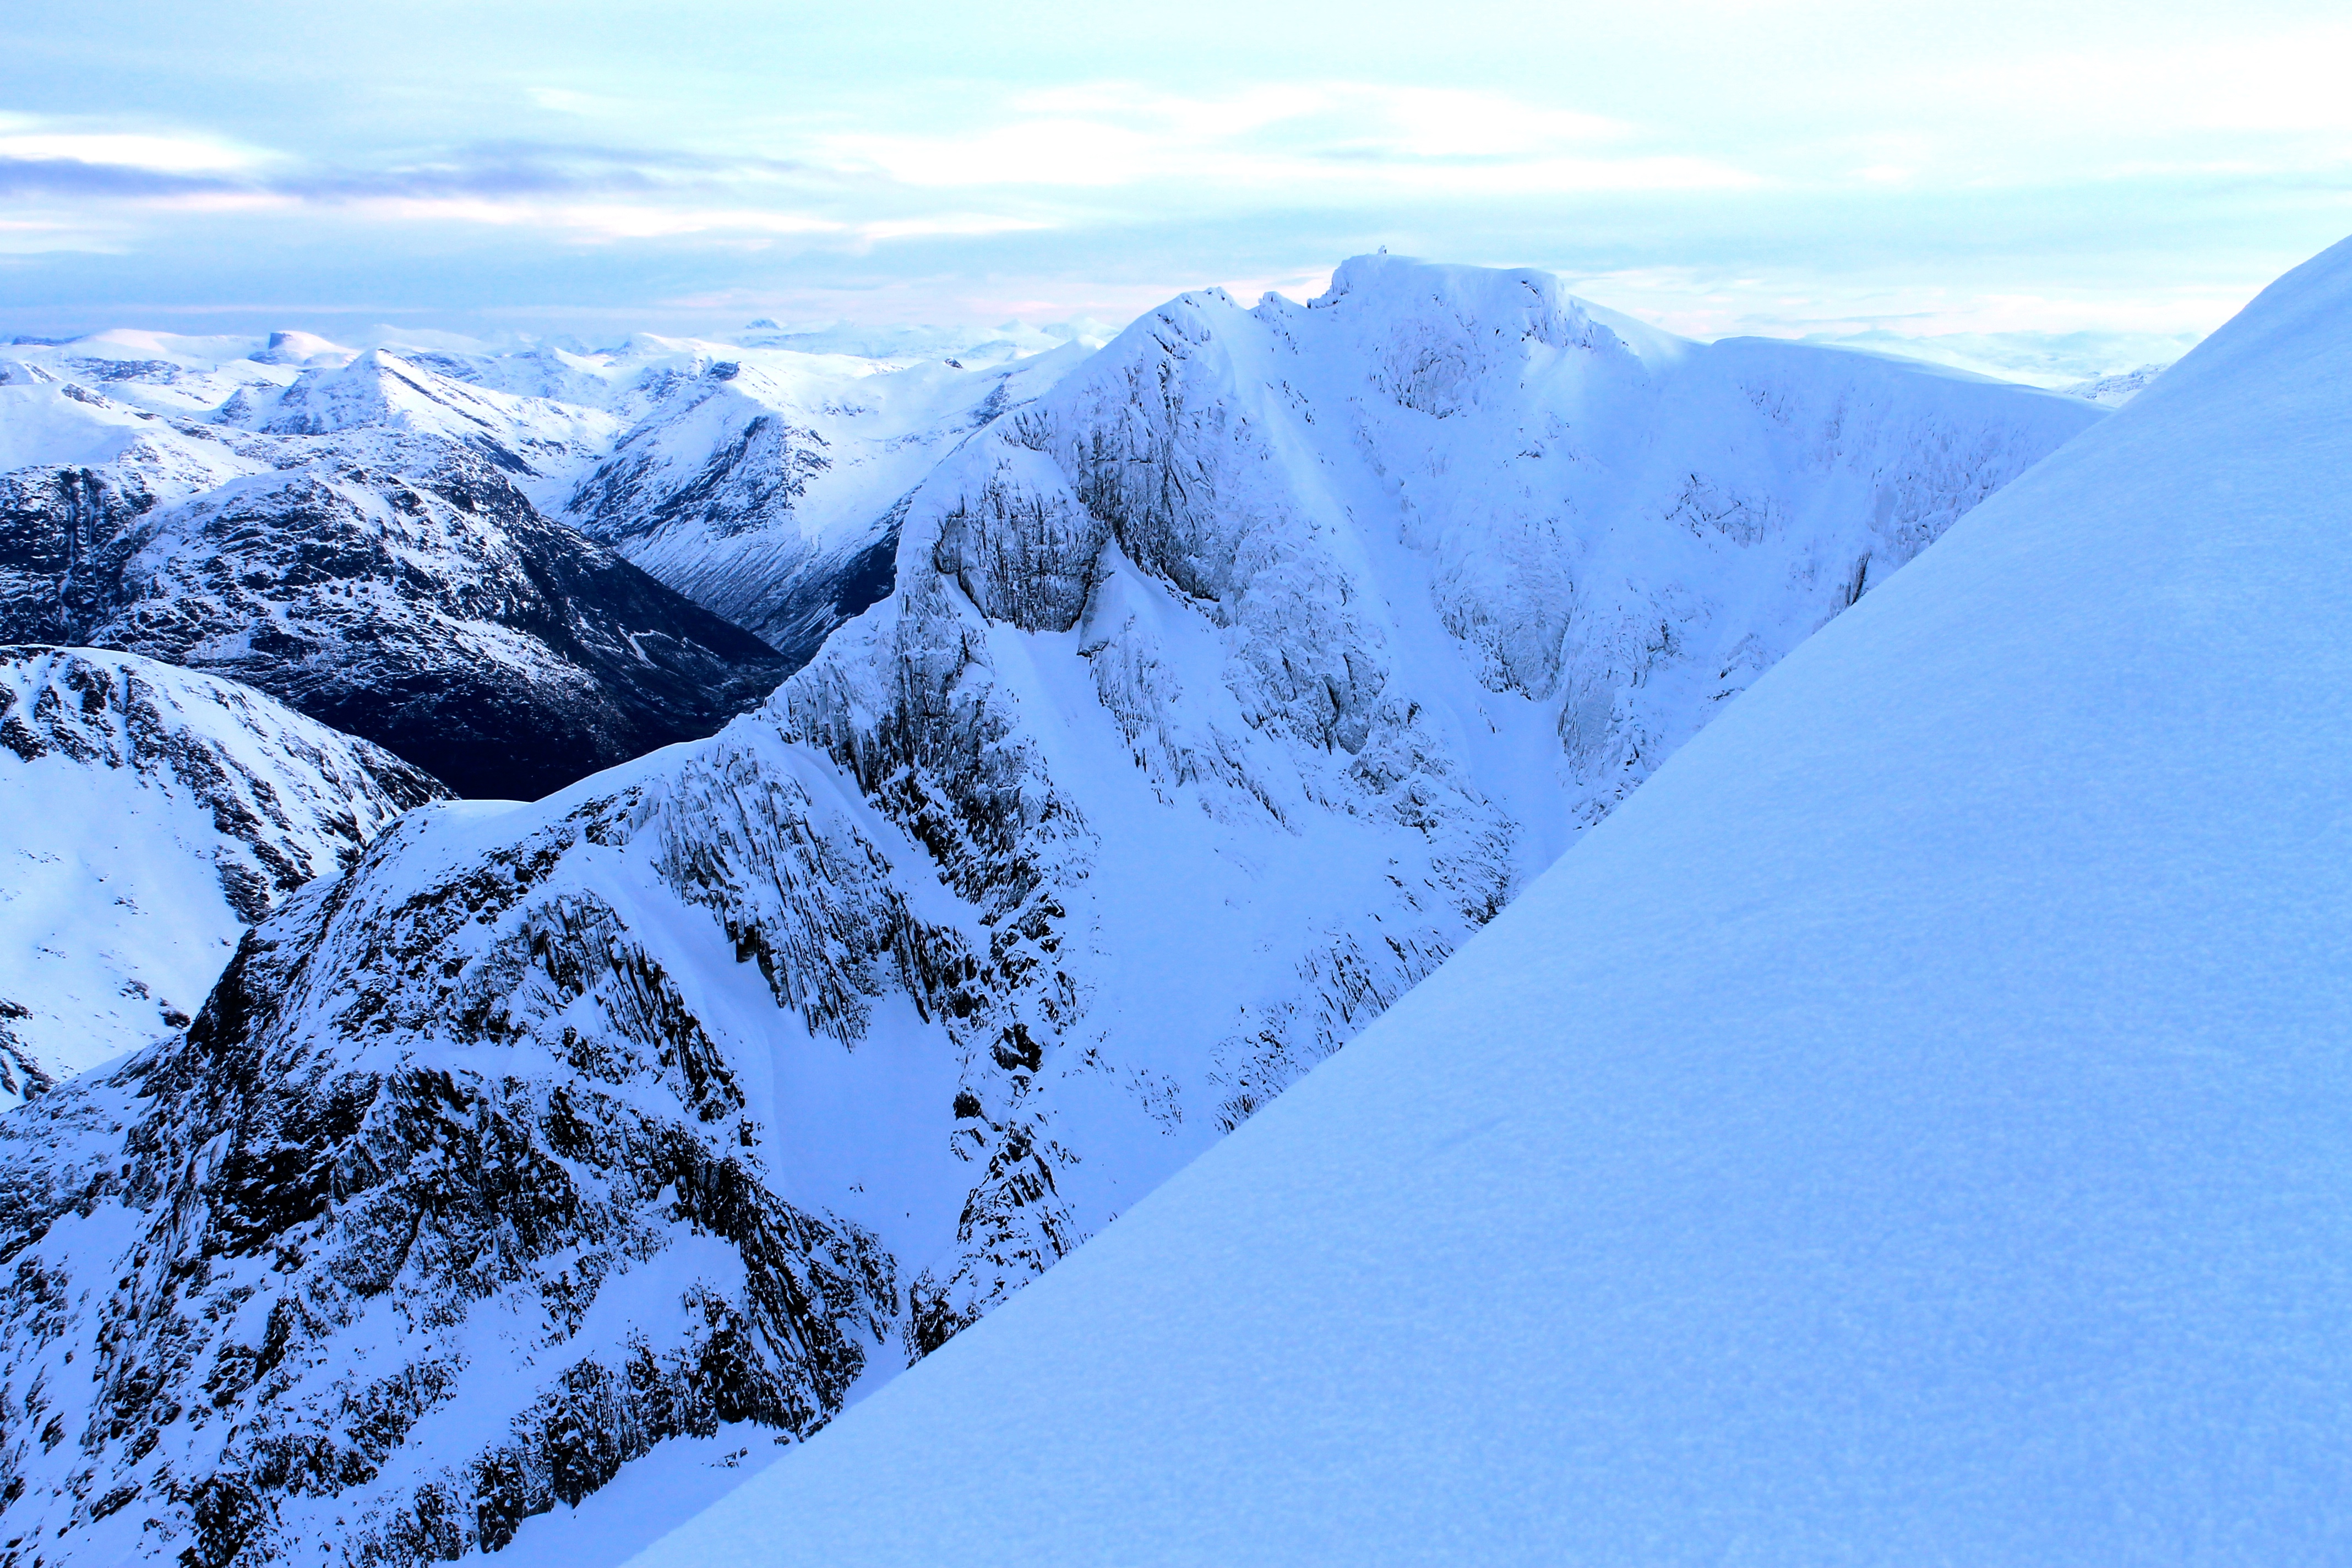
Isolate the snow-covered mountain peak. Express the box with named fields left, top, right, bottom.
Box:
left=35, top=329, right=266, bottom=371
left=1315, top=250, right=1614, bottom=334
left=554, top=342, right=1072, bottom=662
left=246, top=348, right=621, bottom=476
left=0, top=380, right=265, bottom=508
left=614, top=233, right=2352, bottom=1568
left=247, top=329, right=355, bottom=368
left=0, top=255, right=2108, bottom=1567
left=1305, top=251, right=1684, bottom=383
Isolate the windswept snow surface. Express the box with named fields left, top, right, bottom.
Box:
left=628, top=239, right=2352, bottom=1567
left=0, top=648, right=445, bottom=1106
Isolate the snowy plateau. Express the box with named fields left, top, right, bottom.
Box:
left=0, top=254, right=2114, bottom=1567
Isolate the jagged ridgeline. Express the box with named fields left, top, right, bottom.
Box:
left=0, top=258, right=2103, bottom=1566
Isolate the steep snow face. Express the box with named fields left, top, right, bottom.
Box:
left=0, top=374, right=791, bottom=800
left=930, top=254, right=2100, bottom=833
left=624, top=237, right=2352, bottom=1567
left=0, top=258, right=2097, bottom=1567
left=0, top=647, right=445, bottom=1107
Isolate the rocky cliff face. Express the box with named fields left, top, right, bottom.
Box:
left=0, top=259, right=2104, bottom=1567
left=556, top=346, right=1085, bottom=667
left=0, top=358, right=791, bottom=801
left=0, top=647, right=447, bottom=1106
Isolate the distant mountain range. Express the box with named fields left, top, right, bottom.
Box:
left=0, top=347, right=791, bottom=802
left=1800, top=324, right=2200, bottom=393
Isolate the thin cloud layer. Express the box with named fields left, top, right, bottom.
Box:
left=0, top=0, right=2345, bottom=339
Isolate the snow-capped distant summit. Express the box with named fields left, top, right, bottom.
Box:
left=242, top=347, right=620, bottom=480
left=0, top=254, right=2103, bottom=1567
left=247, top=329, right=354, bottom=368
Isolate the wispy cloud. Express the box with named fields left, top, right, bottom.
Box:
left=0, top=118, right=275, bottom=175
left=0, top=158, right=242, bottom=199
left=0, top=113, right=1049, bottom=252
left=1, top=2, right=2347, bottom=341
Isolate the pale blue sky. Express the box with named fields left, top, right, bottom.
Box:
left=3, top=0, right=2348, bottom=341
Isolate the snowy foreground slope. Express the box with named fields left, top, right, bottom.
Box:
left=631, top=237, right=2352, bottom=1566
left=0, top=649, right=445, bottom=1106
left=0, top=259, right=2095, bottom=1567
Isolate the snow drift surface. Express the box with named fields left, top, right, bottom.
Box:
left=628, top=240, right=2352, bottom=1566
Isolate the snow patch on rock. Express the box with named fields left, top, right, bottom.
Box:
left=0, top=647, right=445, bottom=1106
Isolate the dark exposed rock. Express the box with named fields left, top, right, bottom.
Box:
left=0, top=445, right=790, bottom=799
left=1, top=802, right=897, bottom=1565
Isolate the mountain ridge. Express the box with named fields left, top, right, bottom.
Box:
left=0, top=364, right=793, bottom=800
left=0, top=254, right=2103, bottom=1567
left=617, top=232, right=2352, bottom=1568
